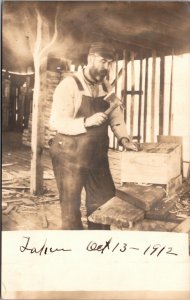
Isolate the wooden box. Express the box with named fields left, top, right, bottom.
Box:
left=121, top=143, right=181, bottom=184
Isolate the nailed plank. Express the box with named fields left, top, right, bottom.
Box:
left=88, top=196, right=144, bottom=228
left=168, top=53, right=174, bottom=135
left=159, top=55, right=165, bottom=135
left=151, top=50, right=156, bottom=142
left=137, top=56, right=143, bottom=143
left=116, top=183, right=165, bottom=211
left=143, top=57, right=149, bottom=142
left=130, top=51, right=135, bottom=138
left=122, top=49, right=128, bottom=123
left=115, top=53, right=119, bottom=149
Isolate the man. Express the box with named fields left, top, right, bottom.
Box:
left=49, top=42, right=139, bottom=230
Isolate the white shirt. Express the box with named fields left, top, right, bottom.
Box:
left=49, top=68, right=129, bottom=141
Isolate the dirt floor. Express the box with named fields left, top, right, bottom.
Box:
left=2, top=131, right=190, bottom=233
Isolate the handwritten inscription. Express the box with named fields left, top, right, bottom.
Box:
left=19, top=236, right=179, bottom=257
left=20, top=236, right=72, bottom=255
left=86, top=238, right=178, bottom=257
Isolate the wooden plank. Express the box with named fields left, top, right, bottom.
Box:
left=143, top=57, right=149, bottom=142
left=159, top=55, right=165, bottom=135
left=122, top=49, right=128, bottom=123
left=145, top=195, right=176, bottom=221
left=115, top=53, right=118, bottom=96
left=168, top=53, right=174, bottom=135
left=137, top=56, right=143, bottom=143
left=130, top=51, right=135, bottom=138
left=111, top=219, right=177, bottom=232
left=116, top=183, right=166, bottom=211
left=88, top=196, right=144, bottom=228
left=115, top=53, right=119, bottom=150
left=173, top=217, right=190, bottom=233
left=151, top=50, right=156, bottom=142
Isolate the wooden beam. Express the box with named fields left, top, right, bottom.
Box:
left=168, top=53, right=174, bottom=136
left=159, top=56, right=165, bottom=136
left=151, top=50, right=156, bottom=142
left=143, top=57, right=149, bottom=142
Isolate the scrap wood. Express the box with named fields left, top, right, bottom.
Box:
left=21, top=198, right=36, bottom=206
left=38, top=197, right=59, bottom=203
left=3, top=198, right=23, bottom=204
left=2, top=185, right=30, bottom=189
left=21, top=205, right=37, bottom=210
left=39, top=204, right=49, bottom=228
left=173, top=217, right=190, bottom=233
left=3, top=205, right=15, bottom=215
left=43, top=171, right=55, bottom=180
left=2, top=202, right=8, bottom=208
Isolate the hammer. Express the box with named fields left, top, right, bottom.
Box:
left=103, top=80, right=123, bottom=115
left=104, top=92, right=122, bottom=116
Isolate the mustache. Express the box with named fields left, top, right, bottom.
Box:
left=100, top=70, right=108, bottom=76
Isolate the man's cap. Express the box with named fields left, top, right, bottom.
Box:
left=89, top=42, right=116, bottom=60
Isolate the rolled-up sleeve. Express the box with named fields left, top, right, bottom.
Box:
left=109, top=106, right=131, bottom=142
left=49, top=77, right=87, bottom=135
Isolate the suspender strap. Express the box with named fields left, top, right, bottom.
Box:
left=72, top=74, right=108, bottom=93
left=71, top=75, right=84, bottom=91
left=102, top=82, right=108, bottom=92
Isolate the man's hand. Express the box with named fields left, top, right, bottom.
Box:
left=121, top=138, right=140, bottom=152
left=85, top=112, right=108, bottom=127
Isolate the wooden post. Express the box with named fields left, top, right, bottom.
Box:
left=151, top=50, right=156, bottom=142
left=143, top=57, right=149, bottom=142
left=130, top=51, right=135, bottom=139
left=137, top=55, right=143, bottom=143
left=159, top=55, right=165, bottom=136
left=168, top=53, right=174, bottom=136
left=30, top=14, right=49, bottom=195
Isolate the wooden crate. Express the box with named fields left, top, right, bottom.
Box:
left=121, top=143, right=181, bottom=184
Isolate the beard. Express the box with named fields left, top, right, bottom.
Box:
left=89, top=67, right=108, bottom=83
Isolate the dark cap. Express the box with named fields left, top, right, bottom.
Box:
left=89, top=42, right=116, bottom=60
